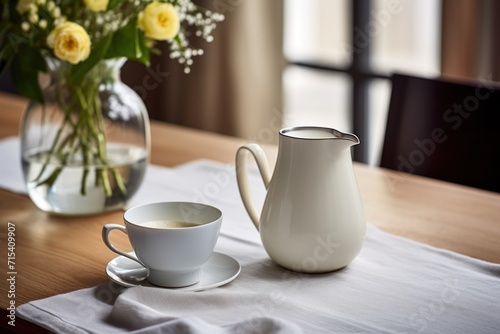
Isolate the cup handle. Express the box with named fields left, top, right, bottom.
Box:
left=235, top=143, right=272, bottom=230
left=102, top=224, right=144, bottom=266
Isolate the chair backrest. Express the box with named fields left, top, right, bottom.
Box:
left=380, top=73, right=500, bottom=193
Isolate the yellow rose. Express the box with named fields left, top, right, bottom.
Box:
left=46, top=22, right=91, bottom=64
left=138, top=2, right=180, bottom=41
left=83, top=0, right=109, bottom=12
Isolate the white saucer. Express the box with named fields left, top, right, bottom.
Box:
left=105, top=252, right=241, bottom=291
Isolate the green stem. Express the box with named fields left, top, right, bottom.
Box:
left=34, top=59, right=128, bottom=198
left=111, top=168, right=127, bottom=195
left=33, top=107, right=72, bottom=182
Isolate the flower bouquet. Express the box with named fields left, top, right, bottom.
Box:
left=0, top=0, right=224, bottom=214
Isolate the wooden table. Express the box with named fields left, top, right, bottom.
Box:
left=1, top=92, right=499, bottom=333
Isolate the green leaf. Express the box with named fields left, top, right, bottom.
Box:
left=0, top=22, right=11, bottom=41
left=135, top=30, right=151, bottom=65
left=0, top=24, right=28, bottom=74
left=70, top=33, right=113, bottom=84
left=0, top=47, right=11, bottom=76
left=11, top=45, right=46, bottom=103
left=107, top=0, right=127, bottom=10
left=105, top=17, right=150, bottom=66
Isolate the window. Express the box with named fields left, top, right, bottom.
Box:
left=283, top=0, right=441, bottom=165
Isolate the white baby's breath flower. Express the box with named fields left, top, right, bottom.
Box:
left=16, top=0, right=36, bottom=14
left=29, top=13, right=39, bottom=24
left=54, top=16, right=66, bottom=26
left=47, top=1, right=55, bottom=11
left=52, top=6, right=61, bottom=18
left=21, top=21, right=31, bottom=32
left=39, top=19, right=48, bottom=29
left=28, top=3, right=37, bottom=14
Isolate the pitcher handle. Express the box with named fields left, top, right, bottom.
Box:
left=235, top=144, right=272, bottom=230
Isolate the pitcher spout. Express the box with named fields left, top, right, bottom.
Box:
left=280, top=126, right=359, bottom=148
left=331, top=129, right=360, bottom=147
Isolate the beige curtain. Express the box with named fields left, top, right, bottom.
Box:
left=441, top=0, right=500, bottom=81
left=122, top=0, right=284, bottom=143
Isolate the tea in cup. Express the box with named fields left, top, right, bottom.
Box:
left=102, top=201, right=222, bottom=287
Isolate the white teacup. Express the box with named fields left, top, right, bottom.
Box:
left=102, top=202, right=222, bottom=287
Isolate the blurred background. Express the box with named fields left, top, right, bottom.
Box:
left=2, top=0, right=499, bottom=165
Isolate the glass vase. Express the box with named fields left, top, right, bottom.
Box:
left=20, top=57, right=150, bottom=215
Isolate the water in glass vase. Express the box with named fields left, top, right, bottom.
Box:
left=22, top=144, right=147, bottom=215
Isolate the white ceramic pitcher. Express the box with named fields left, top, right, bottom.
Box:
left=236, top=126, right=366, bottom=273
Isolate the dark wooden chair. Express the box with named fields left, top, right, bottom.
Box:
left=380, top=73, right=500, bottom=193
